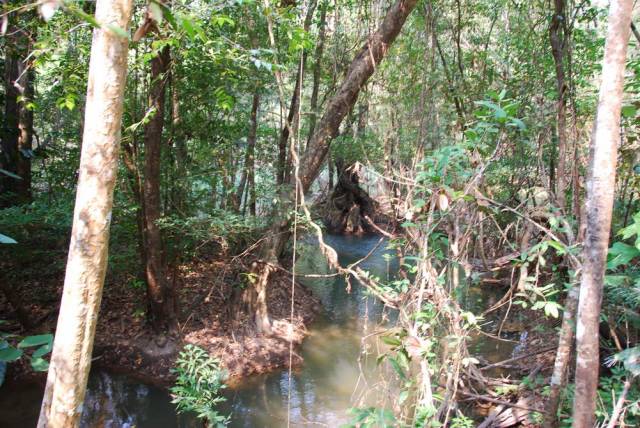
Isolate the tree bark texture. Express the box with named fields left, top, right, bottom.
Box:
left=1, top=27, right=20, bottom=204
left=1, top=11, right=32, bottom=204
left=142, top=45, right=177, bottom=333
left=37, top=0, right=133, bottom=425
left=306, top=0, right=328, bottom=147
left=571, top=1, right=632, bottom=427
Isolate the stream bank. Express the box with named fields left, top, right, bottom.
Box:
left=1, top=234, right=558, bottom=427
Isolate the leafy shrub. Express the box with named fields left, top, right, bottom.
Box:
left=170, top=344, right=228, bottom=427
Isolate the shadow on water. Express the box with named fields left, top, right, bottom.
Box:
left=0, top=234, right=517, bottom=427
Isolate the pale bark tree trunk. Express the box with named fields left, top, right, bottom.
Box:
left=243, top=0, right=419, bottom=334
left=550, top=0, right=568, bottom=209
left=142, top=45, right=177, bottom=333
left=37, top=0, right=133, bottom=426
left=571, top=1, right=632, bottom=426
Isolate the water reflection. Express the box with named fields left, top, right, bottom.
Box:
left=221, top=234, right=399, bottom=427
left=0, top=234, right=399, bottom=428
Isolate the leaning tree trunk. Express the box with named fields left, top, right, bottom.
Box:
left=242, top=0, right=419, bottom=334
left=571, top=1, right=632, bottom=427
left=142, top=45, right=177, bottom=334
left=37, top=0, right=133, bottom=426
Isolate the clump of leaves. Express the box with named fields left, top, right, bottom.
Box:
left=0, top=330, right=53, bottom=386
left=170, top=344, right=228, bottom=427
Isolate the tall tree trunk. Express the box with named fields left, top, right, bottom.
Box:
left=277, top=0, right=317, bottom=185
left=142, top=45, right=177, bottom=334
left=306, top=1, right=328, bottom=147
left=244, top=0, right=419, bottom=334
left=1, top=24, right=20, bottom=204
left=37, top=0, right=133, bottom=425
left=571, top=1, right=632, bottom=426
left=16, top=62, right=34, bottom=202
left=170, top=69, right=188, bottom=213
left=550, top=0, right=568, bottom=209
left=235, top=91, right=260, bottom=211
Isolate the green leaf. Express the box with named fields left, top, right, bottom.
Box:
left=544, top=301, right=560, bottom=318
left=18, top=334, right=53, bottom=349
left=0, top=168, right=22, bottom=180
left=30, top=357, right=49, bottom=372
left=0, top=233, right=17, bottom=244
left=380, top=336, right=402, bottom=347
left=621, top=105, right=637, bottom=118
left=106, top=24, right=129, bottom=39
left=0, top=347, right=23, bottom=362
left=388, top=357, right=406, bottom=380
left=32, top=342, right=53, bottom=359
left=607, top=242, right=640, bottom=270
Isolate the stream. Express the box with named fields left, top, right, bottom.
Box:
left=0, top=234, right=517, bottom=427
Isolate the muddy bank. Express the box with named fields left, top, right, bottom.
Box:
left=0, top=253, right=321, bottom=388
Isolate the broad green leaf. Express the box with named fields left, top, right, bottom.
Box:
left=18, top=334, right=53, bottom=349
left=32, top=342, right=53, bottom=359
left=0, top=347, right=23, bottom=362
left=621, top=105, right=637, bottom=118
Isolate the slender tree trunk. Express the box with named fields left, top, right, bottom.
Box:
left=37, top=0, right=133, bottom=425
left=1, top=27, right=20, bottom=204
left=235, top=92, right=260, bottom=211
left=16, top=63, right=34, bottom=202
left=142, top=45, right=177, bottom=334
left=544, top=275, right=579, bottom=427
left=170, top=69, right=188, bottom=213
left=277, top=0, right=317, bottom=185
left=571, top=2, right=632, bottom=426
left=306, top=1, right=328, bottom=147
left=244, top=0, right=419, bottom=334
left=550, top=0, right=568, bottom=209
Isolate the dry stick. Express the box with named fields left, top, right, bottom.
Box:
left=459, top=392, right=540, bottom=413
left=605, top=378, right=633, bottom=428
left=480, top=345, right=557, bottom=371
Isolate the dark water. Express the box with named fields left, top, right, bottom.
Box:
left=0, top=234, right=515, bottom=427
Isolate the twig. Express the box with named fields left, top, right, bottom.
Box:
left=480, top=345, right=557, bottom=371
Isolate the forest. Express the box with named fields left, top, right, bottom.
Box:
left=0, top=0, right=639, bottom=427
